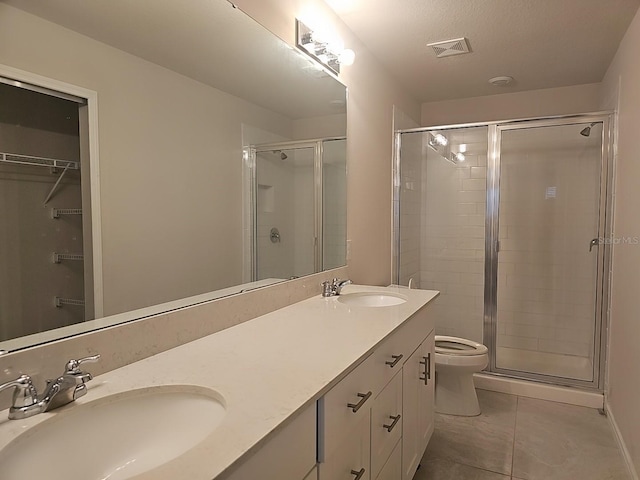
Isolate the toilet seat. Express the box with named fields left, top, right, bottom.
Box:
left=435, top=335, right=488, bottom=356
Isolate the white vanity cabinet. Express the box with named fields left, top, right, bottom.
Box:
left=370, top=371, right=403, bottom=478
left=401, top=330, right=435, bottom=480
left=376, top=440, right=402, bottom=480
left=226, top=403, right=317, bottom=480
left=318, top=351, right=376, bottom=479
left=317, top=304, right=435, bottom=480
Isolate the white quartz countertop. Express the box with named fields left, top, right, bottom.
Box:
left=0, top=285, right=439, bottom=479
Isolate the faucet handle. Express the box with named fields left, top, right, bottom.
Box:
left=0, top=374, right=38, bottom=410
left=65, top=354, right=101, bottom=374
left=334, top=278, right=352, bottom=294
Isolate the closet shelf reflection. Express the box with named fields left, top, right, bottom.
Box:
left=52, top=253, right=84, bottom=264
left=52, top=208, right=83, bottom=219
left=54, top=297, right=85, bottom=308
left=0, top=152, right=79, bottom=170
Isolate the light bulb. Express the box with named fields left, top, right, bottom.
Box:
left=338, top=49, right=356, bottom=65
left=454, top=152, right=465, bottom=163
left=435, top=133, right=448, bottom=146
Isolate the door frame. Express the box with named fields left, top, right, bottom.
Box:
left=393, top=112, right=614, bottom=391
left=0, top=63, right=104, bottom=318
left=485, top=114, right=613, bottom=391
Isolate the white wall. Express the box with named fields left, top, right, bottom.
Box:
left=233, top=0, right=422, bottom=286
left=421, top=83, right=602, bottom=127
left=0, top=4, right=294, bottom=315
left=601, top=7, right=640, bottom=477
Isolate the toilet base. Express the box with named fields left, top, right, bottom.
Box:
left=435, top=368, right=481, bottom=416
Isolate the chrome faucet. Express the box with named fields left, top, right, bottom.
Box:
left=0, top=354, right=100, bottom=420
left=321, top=278, right=352, bottom=297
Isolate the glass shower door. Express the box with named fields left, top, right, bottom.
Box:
left=322, top=138, right=347, bottom=270
left=492, top=121, right=607, bottom=385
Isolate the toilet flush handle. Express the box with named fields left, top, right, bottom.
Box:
left=589, top=238, right=600, bottom=252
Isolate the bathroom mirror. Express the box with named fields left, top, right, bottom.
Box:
left=0, top=0, right=347, bottom=352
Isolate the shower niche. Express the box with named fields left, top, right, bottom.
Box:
left=0, top=81, right=93, bottom=342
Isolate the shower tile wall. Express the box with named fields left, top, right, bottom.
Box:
left=419, top=135, right=487, bottom=344
left=255, top=153, right=296, bottom=280
left=496, top=143, right=599, bottom=366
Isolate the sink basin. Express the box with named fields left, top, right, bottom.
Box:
left=337, top=292, right=407, bottom=307
left=0, top=385, right=226, bottom=480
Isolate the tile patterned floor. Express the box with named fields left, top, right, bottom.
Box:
left=413, top=389, right=630, bottom=480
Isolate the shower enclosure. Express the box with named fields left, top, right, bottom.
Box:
left=394, top=114, right=613, bottom=390
left=248, top=137, right=346, bottom=281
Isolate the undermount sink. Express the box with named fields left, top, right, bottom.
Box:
left=0, top=385, right=226, bottom=480
left=337, top=292, right=407, bottom=307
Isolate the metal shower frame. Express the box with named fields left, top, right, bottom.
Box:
left=393, top=112, right=614, bottom=391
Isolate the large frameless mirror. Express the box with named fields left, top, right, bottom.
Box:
left=0, top=0, right=347, bottom=353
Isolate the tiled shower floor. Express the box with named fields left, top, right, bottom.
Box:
left=413, top=389, right=630, bottom=480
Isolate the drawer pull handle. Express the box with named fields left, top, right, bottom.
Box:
left=347, top=391, right=372, bottom=413
left=385, top=354, right=403, bottom=368
left=419, top=354, right=431, bottom=385
left=383, top=414, right=401, bottom=432
left=351, top=468, right=366, bottom=480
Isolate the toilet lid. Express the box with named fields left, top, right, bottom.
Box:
left=435, top=335, right=488, bottom=356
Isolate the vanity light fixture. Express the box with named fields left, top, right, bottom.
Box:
left=451, top=151, right=466, bottom=163
left=296, top=19, right=355, bottom=75
left=427, top=132, right=448, bottom=150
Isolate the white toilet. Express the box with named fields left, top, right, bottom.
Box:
left=434, top=335, right=488, bottom=416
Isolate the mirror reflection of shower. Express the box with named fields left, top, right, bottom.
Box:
left=248, top=137, right=347, bottom=282
left=580, top=122, right=600, bottom=137
left=272, top=150, right=288, bottom=160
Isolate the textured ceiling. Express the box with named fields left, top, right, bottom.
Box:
left=1, top=0, right=346, bottom=119
left=326, top=0, right=640, bottom=102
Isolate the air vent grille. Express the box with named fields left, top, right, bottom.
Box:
left=427, top=37, right=470, bottom=58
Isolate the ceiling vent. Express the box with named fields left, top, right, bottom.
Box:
left=427, top=37, right=470, bottom=58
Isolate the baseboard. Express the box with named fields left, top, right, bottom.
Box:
left=606, top=400, right=639, bottom=480
left=473, top=373, right=604, bottom=409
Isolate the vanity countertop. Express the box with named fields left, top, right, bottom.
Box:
left=0, top=285, right=439, bottom=479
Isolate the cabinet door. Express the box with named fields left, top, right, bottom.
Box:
left=227, top=403, right=316, bottom=480
left=401, top=331, right=434, bottom=480
left=418, top=330, right=435, bottom=455
left=319, top=411, right=371, bottom=480
left=319, top=353, right=376, bottom=461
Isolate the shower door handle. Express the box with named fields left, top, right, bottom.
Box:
left=589, top=238, right=600, bottom=252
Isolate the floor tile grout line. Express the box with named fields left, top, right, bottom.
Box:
left=511, top=395, right=519, bottom=477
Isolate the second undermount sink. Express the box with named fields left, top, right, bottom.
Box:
left=338, top=292, right=407, bottom=307
left=0, top=385, right=226, bottom=480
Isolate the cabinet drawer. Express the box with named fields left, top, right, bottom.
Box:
left=227, top=403, right=316, bottom=480
left=371, top=372, right=403, bottom=479
left=372, top=307, right=434, bottom=393
left=375, top=439, right=401, bottom=480
left=318, top=412, right=371, bottom=480
left=318, top=353, right=376, bottom=459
